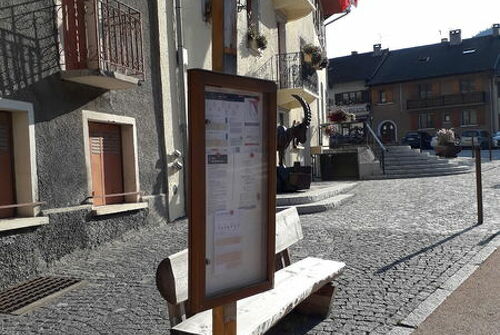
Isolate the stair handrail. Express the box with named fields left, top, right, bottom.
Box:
left=364, top=122, right=387, bottom=174
left=365, top=122, right=387, bottom=152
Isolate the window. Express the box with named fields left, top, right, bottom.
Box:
left=418, top=113, right=433, bottom=129
left=460, top=79, right=475, bottom=93
left=0, top=99, right=39, bottom=221
left=443, top=112, right=451, bottom=123
left=83, top=111, right=140, bottom=208
left=0, top=112, right=15, bottom=219
left=247, top=0, right=259, bottom=29
left=418, top=84, right=433, bottom=99
left=379, top=89, right=393, bottom=103
left=461, top=110, right=477, bottom=125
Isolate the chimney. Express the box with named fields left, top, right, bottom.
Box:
left=373, top=44, right=382, bottom=56
left=441, top=38, right=448, bottom=43
left=449, top=29, right=462, bottom=45
left=493, top=23, right=500, bottom=37
left=351, top=51, right=358, bottom=55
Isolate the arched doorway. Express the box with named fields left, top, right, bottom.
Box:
left=379, top=121, right=397, bottom=144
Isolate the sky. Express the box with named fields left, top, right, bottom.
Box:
left=326, top=0, right=500, bottom=58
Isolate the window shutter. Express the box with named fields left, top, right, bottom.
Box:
left=89, top=122, right=124, bottom=206
left=0, top=112, right=16, bottom=218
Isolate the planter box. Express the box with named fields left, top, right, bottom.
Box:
left=435, top=144, right=461, bottom=158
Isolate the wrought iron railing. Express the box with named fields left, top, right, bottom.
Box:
left=62, top=0, right=144, bottom=79
left=365, top=122, right=387, bottom=174
left=97, top=0, right=144, bottom=77
left=407, top=91, right=486, bottom=110
left=252, top=52, right=319, bottom=94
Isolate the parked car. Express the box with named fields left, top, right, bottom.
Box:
left=460, top=130, right=490, bottom=149
left=492, top=131, right=500, bottom=147
left=401, top=131, right=432, bottom=149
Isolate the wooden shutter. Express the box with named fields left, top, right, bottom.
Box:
left=0, top=112, right=16, bottom=218
left=62, top=0, right=87, bottom=70
left=89, top=122, right=124, bottom=206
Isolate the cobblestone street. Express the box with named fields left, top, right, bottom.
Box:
left=1, top=163, right=500, bottom=335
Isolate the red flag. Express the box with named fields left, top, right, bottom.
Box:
left=322, top=0, right=351, bottom=17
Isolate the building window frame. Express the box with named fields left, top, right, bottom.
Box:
left=461, top=109, right=478, bottom=126
left=418, top=112, right=433, bottom=129
left=82, top=111, right=141, bottom=209
left=460, top=79, right=475, bottom=94
left=418, top=83, right=433, bottom=99
left=443, top=112, right=451, bottom=124
left=0, top=98, right=45, bottom=231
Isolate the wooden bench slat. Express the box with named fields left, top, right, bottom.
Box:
left=172, top=257, right=345, bottom=335
left=275, top=207, right=302, bottom=253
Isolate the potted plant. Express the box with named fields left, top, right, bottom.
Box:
left=247, top=25, right=267, bottom=53
left=434, top=128, right=461, bottom=158
left=302, top=44, right=322, bottom=63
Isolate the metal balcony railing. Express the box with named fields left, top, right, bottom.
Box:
left=253, top=52, right=319, bottom=95
left=62, top=0, right=144, bottom=80
left=407, top=91, right=486, bottom=110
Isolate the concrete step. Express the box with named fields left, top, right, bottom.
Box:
left=276, top=182, right=358, bottom=206
left=385, top=162, right=458, bottom=170
left=385, top=166, right=471, bottom=176
left=381, top=169, right=472, bottom=179
left=277, top=193, right=355, bottom=215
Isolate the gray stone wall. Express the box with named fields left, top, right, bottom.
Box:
left=0, top=0, right=170, bottom=289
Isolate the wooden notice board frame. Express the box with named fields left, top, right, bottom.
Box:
left=188, top=69, right=277, bottom=314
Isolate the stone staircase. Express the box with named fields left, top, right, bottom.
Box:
left=381, top=145, right=472, bottom=179
left=277, top=182, right=357, bottom=215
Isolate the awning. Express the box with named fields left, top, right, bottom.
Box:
left=321, top=0, right=351, bottom=18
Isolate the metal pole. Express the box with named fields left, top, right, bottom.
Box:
left=489, top=138, right=492, bottom=161
left=475, top=146, right=483, bottom=225
left=471, top=137, right=475, bottom=158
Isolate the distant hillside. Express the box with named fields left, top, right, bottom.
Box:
left=475, top=28, right=492, bottom=37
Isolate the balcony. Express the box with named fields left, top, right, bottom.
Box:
left=60, top=0, right=144, bottom=90
left=253, top=52, right=319, bottom=109
left=407, top=92, right=486, bottom=110
left=272, top=0, right=316, bottom=21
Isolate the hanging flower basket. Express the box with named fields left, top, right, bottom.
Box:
left=327, top=110, right=356, bottom=124
left=247, top=26, right=267, bottom=53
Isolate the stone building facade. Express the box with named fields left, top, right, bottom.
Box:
left=368, top=28, right=500, bottom=143
left=0, top=0, right=168, bottom=289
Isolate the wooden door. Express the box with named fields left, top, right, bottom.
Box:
left=0, top=112, right=16, bottom=218
left=89, top=122, right=124, bottom=206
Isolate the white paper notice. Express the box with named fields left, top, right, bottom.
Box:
left=214, top=210, right=243, bottom=274
left=204, top=87, right=267, bottom=297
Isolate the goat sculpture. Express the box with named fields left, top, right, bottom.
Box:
left=277, top=94, right=312, bottom=166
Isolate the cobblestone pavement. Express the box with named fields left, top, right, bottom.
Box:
left=1, top=163, right=500, bottom=335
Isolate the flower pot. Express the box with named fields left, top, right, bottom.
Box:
left=303, top=53, right=313, bottom=63
left=435, top=144, right=461, bottom=158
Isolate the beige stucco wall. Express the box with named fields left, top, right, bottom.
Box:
left=160, top=1, right=329, bottom=220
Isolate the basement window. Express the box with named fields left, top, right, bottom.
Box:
left=462, top=49, right=477, bottom=55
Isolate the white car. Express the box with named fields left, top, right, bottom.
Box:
left=430, top=136, right=438, bottom=148
left=492, top=131, right=500, bottom=147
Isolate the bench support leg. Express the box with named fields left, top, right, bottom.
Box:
left=213, top=301, right=236, bottom=335
left=295, top=282, right=336, bottom=318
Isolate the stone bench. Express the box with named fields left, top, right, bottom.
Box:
left=156, top=207, right=346, bottom=335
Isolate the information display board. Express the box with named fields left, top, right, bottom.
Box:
left=188, top=69, right=277, bottom=313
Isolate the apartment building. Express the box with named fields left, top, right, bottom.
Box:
left=158, top=0, right=340, bottom=219
left=328, top=44, right=388, bottom=133
left=369, top=27, right=500, bottom=143
left=0, top=0, right=168, bottom=289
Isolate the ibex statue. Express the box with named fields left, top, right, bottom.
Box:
left=277, top=95, right=312, bottom=166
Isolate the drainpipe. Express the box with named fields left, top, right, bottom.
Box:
left=174, top=0, right=189, bottom=212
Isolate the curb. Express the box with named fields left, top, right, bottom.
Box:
left=388, top=231, right=500, bottom=334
